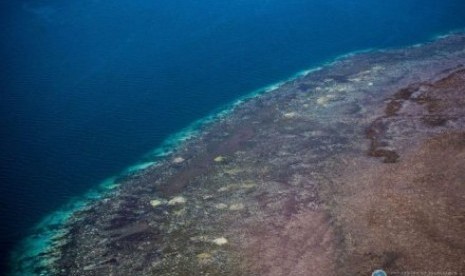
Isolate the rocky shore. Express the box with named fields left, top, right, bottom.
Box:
left=12, top=33, right=465, bottom=275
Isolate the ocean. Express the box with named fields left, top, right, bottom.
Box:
left=1, top=0, right=465, bottom=273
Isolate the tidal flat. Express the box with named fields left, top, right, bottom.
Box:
left=12, top=33, right=465, bottom=275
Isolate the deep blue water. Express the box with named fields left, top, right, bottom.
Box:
left=1, top=0, right=465, bottom=272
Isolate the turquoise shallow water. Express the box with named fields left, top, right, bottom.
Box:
left=2, top=0, right=465, bottom=273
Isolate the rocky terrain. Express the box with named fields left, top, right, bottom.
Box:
left=12, top=33, right=465, bottom=276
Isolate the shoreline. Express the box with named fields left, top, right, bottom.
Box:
left=9, top=30, right=465, bottom=275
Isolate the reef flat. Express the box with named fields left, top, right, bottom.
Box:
left=11, top=33, right=465, bottom=275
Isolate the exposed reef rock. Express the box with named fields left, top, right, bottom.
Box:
left=11, top=33, right=465, bottom=276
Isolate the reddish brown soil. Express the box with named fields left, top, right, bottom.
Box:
left=329, top=132, right=465, bottom=275
left=242, top=211, right=338, bottom=276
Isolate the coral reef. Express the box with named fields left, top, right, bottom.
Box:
left=11, top=33, right=465, bottom=276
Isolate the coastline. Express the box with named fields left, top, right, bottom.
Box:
left=10, top=30, right=465, bottom=275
